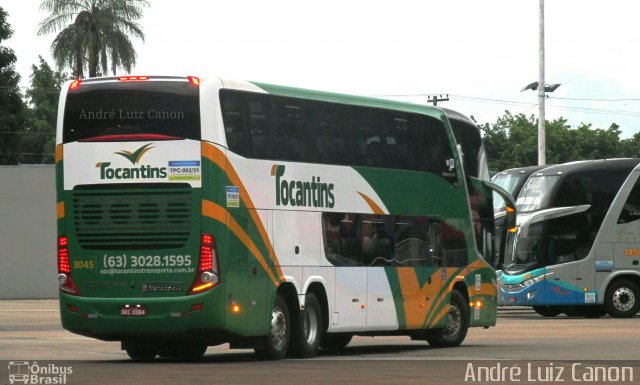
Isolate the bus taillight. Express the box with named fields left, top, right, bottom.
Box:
left=57, top=236, right=79, bottom=295
left=68, top=79, right=81, bottom=90
left=189, top=233, right=219, bottom=294
left=118, top=75, right=149, bottom=81
left=187, top=76, right=200, bottom=87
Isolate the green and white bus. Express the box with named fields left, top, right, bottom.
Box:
left=55, top=75, right=513, bottom=360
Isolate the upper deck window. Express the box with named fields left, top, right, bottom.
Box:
left=219, top=89, right=455, bottom=179
left=64, top=80, right=200, bottom=143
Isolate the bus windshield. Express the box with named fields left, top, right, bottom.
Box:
left=516, top=175, right=560, bottom=213
left=63, top=80, right=200, bottom=143
left=503, top=222, right=544, bottom=273
left=492, top=173, right=521, bottom=214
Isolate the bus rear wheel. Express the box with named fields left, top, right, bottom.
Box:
left=255, top=293, right=290, bottom=360
left=425, top=290, right=469, bottom=348
left=158, top=343, right=207, bottom=360
left=290, top=292, right=323, bottom=358
left=606, top=279, right=640, bottom=318
left=533, top=305, right=562, bottom=317
left=321, top=333, right=353, bottom=351
left=123, top=341, right=158, bottom=361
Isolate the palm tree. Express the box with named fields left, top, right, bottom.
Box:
left=38, top=0, right=149, bottom=78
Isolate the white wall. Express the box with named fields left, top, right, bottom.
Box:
left=0, top=166, right=58, bottom=299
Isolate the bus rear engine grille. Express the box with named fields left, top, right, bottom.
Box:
left=71, top=184, right=193, bottom=250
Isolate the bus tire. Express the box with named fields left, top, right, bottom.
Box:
left=425, top=290, right=469, bottom=348
left=124, top=341, right=158, bottom=361
left=290, top=292, right=323, bottom=358
left=533, top=305, right=562, bottom=317
left=158, top=343, right=207, bottom=360
left=255, top=293, right=290, bottom=360
left=605, top=279, right=640, bottom=318
left=580, top=305, right=607, bottom=319
left=320, top=333, right=353, bottom=351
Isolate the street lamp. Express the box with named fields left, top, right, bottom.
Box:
left=521, top=81, right=561, bottom=166
left=520, top=82, right=561, bottom=93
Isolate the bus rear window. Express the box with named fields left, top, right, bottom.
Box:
left=63, top=80, right=200, bottom=143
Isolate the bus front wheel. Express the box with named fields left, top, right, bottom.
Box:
left=533, top=305, right=562, bottom=317
left=255, top=293, right=290, bottom=360
left=606, top=279, right=640, bottom=318
left=425, top=290, right=469, bottom=348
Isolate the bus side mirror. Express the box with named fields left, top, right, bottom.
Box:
left=487, top=183, right=517, bottom=270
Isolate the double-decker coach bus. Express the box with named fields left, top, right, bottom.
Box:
left=499, top=159, right=640, bottom=318
left=55, top=75, right=514, bottom=360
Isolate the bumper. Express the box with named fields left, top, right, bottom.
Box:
left=59, top=290, right=226, bottom=341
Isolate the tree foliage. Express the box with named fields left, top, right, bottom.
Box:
left=482, top=111, right=638, bottom=172
left=0, top=7, right=26, bottom=165
left=21, top=56, right=67, bottom=164
left=38, top=0, right=149, bottom=78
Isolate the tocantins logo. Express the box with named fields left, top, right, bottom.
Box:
left=97, top=143, right=167, bottom=180
left=272, top=164, right=335, bottom=208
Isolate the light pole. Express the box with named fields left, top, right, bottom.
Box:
left=520, top=0, right=561, bottom=166
left=538, top=0, right=545, bottom=166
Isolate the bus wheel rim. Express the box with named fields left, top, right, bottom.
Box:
left=445, top=304, right=462, bottom=336
left=270, top=306, right=287, bottom=350
left=613, top=287, right=636, bottom=312
left=304, top=306, right=319, bottom=345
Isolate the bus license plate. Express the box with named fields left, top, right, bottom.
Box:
left=120, top=305, right=147, bottom=317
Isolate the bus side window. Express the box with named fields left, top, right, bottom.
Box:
left=246, top=94, right=274, bottom=159
left=618, top=176, right=640, bottom=224
left=220, top=90, right=248, bottom=156
left=274, top=97, right=310, bottom=162
left=414, top=117, right=455, bottom=179
left=349, top=107, right=385, bottom=168
left=310, top=101, right=349, bottom=165
left=220, top=90, right=274, bottom=159
left=384, top=113, right=410, bottom=170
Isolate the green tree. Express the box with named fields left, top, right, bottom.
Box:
left=482, top=112, right=626, bottom=171
left=38, top=0, right=149, bottom=78
left=21, top=57, right=67, bottom=164
left=620, top=132, right=640, bottom=158
left=0, top=7, right=26, bottom=165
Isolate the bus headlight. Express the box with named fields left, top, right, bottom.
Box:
left=522, top=272, right=554, bottom=287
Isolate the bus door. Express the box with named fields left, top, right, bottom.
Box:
left=224, top=209, right=270, bottom=336
left=334, top=267, right=368, bottom=331
left=612, top=171, right=640, bottom=270
left=533, top=207, right=591, bottom=305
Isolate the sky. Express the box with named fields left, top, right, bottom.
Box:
left=3, top=0, right=640, bottom=138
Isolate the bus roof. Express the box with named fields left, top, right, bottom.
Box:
left=440, top=108, right=477, bottom=128
left=247, top=80, right=447, bottom=120
left=495, top=164, right=550, bottom=177
left=530, top=158, right=640, bottom=177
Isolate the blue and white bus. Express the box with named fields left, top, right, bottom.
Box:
left=499, top=159, right=640, bottom=318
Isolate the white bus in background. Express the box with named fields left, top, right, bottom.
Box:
left=499, top=159, right=640, bottom=317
